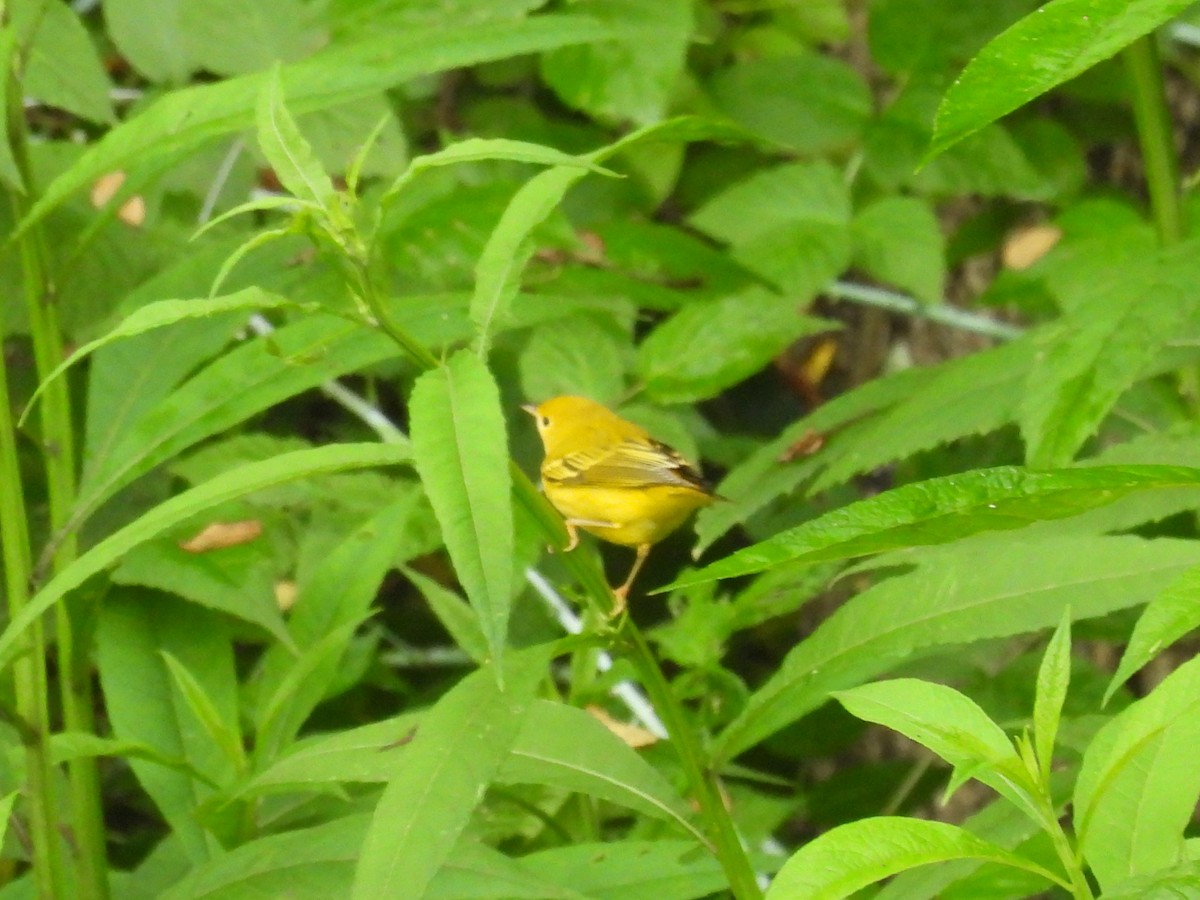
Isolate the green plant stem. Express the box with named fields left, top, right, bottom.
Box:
left=7, top=52, right=108, bottom=898
left=1124, top=35, right=1184, bottom=245
left=1043, top=811, right=1093, bottom=900
left=0, top=328, right=63, bottom=900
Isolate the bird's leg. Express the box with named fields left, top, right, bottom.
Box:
left=554, top=518, right=618, bottom=553
left=610, top=544, right=651, bottom=619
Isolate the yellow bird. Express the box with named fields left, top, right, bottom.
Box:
left=524, top=395, right=717, bottom=616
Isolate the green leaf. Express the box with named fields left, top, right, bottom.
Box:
left=1106, top=564, right=1200, bottom=704
left=0, top=792, right=17, bottom=850
left=160, top=813, right=368, bottom=900
left=518, top=312, right=629, bottom=407
left=540, top=0, right=692, bottom=124
left=253, top=498, right=422, bottom=724
left=160, top=651, right=248, bottom=777
left=1033, top=609, right=1072, bottom=782
left=243, top=712, right=424, bottom=796
left=668, top=465, right=1200, bottom=590
left=713, top=533, right=1200, bottom=762
left=18, top=0, right=114, bottom=123
left=21, top=289, right=303, bottom=429
left=499, top=700, right=705, bottom=844
left=105, top=0, right=190, bottom=82
left=692, top=365, right=939, bottom=556
left=410, top=351, right=513, bottom=668
left=638, top=288, right=838, bottom=404
left=97, top=594, right=239, bottom=862
left=518, top=841, right=724, bottom=900
left=471, top=166, right=590, bottom=356
left=49, top=732, right=209, bottom=781
left=1099, top=864, right=1200, bottom=900
left=18, top=14, right=616, bottom=233
left=850, top=196, right=946, bottom=303
left=384, top=137, right=613, bottom=208
left=835, top=680, right=1035, bottom=816
left=1020, top=242, right=1200, bottom=467
left=929, top=0, right=1197, bottom=158
left=256, top=66, right=337, bottom=208
left=351, top=649, right=549, bottom=899
left=1075, top=653, right=1200, bottom=892
left=807, top=338, right=1033, bottom=495
left=405, top=568, right=490, bottom=664
left=0, top=443, right=410, bottom=675
left=253, top=619, right=365, bottom=765
left=689, top=161, right=852, bottom=296
left=709, top=52, right=871, bottom=154
left=179, top=0, right=323, bottom=77
left=112, top=539, right=292, bottom=649
left=764, top=818, right=1068, bottom=899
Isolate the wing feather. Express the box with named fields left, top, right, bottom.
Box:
left=544, top=437, right=710, bottom=492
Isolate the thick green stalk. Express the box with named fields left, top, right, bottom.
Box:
left=0, top=327, right=63, bottom=900
left=1124, top=35, right=1184, bottom=245
left=6, top=29, right=108, bottom=898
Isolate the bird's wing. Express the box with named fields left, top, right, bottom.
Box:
left=544, top=437, right=710, bottom=492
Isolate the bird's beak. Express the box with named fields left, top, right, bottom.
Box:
left=521, top=404, right=537, bottom=417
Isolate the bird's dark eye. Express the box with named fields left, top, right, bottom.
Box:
left=540, top=416, right=551, bottom=427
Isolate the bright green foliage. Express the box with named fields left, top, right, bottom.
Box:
left=4, top=1, right=1200, bottom=898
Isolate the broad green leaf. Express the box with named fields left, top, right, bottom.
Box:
left=1033, top=609, right=1072, bottom=782
left=764, top=818, right=1067, bottom=899
left=160, top=813, right=369, bottom=900
left=499, top=700, right=705, bottom=843
left=179, top=0, right=323, bottom=77
left=868, top=0, right=1036, bottom=75
left=22, top=289, right=303, bottom=428
left=256, top=67, right=337, bottom=208
left=1075, top=653, right=1200, bottom=891
left=518, top=841, right=724, bottom=900
left=18, top=0, right=114, bottom=123
left=929, top=0, right=1197, bottom=158
left=541, top=0, right=692, bottom=124
left=709, top=52, right=871, bottom=154
left=713, top=534, right=1200, bottom=762
left=850, top=196, right=946, bottom=303
left=113, top=539, right=292, bottom=650
left=351, top=650, right=549, bottom=899
left=669, top=465, right=1200, bottom=591
left=243, top=712, right=424, bottom=795
left=426, top=841, right=586, bottom=900
left=410, top=351, right=513, bottom=666
left=19, top=14, right=615, bottom=233
left=638, top=288, right=838, bottom=404
left=690, top=161, right=851, bottom=247
left=105, top=0, right=190, bottom=82
left=518, top=312, right=629, bottom=407
left=1099, top=864, right=1200, bottom=900
left=97, top=594, right=239, bottom=862
left=689, top=161, right=852, bottom=296
left=875, top=780, right=1064, bottom=900
left=0, top=443, right=410, bottom=675
left=836, top=680, right=1037, bottom=819
left=1106, top=564, right=1200, bottom=704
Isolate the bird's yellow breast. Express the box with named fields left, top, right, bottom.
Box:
left=541, top=480, right=712, bottom=547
